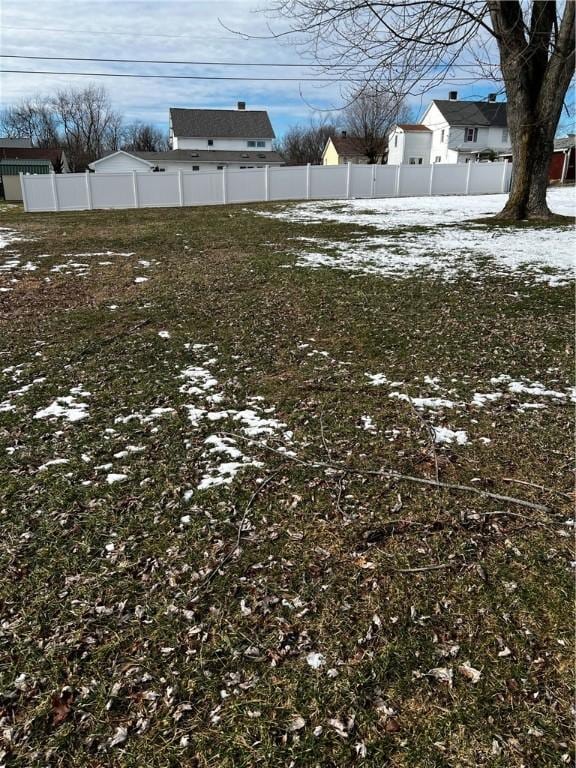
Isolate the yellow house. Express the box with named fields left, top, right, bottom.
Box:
left=322, top=134, right=371, bottom=165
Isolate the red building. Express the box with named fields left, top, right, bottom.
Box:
left=549, top=135, right=575, bottom=183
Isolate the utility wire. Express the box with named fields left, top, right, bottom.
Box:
left=0, top=53, right=498, bottom=70
left=0, top=68, right=493, bottom=84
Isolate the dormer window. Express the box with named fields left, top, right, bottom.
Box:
left=465, top=127, right=478, bottom=142
left=207, top=139, right=214, bottom=146
left=256, top=141, right=265, bottom=148
left=441, top=129, right=445, bottom=143
left=247, top=141, right=256, bottom=148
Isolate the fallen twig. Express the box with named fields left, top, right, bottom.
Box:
left=221, top=432, right=551, bottom=514
left=502, top=477, right=572, bottom=499
left=393, top=563, right=453, bottom=574
left=195, top=469, right=282, bottom=592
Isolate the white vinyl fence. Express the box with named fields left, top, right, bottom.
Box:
left=21, top=161, right=512, bottom=213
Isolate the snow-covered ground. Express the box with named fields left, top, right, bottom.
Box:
left=261, top=187, right=575, bottom=285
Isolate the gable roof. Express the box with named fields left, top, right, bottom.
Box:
left=554, top=134, right=576, bottom=150
left=0, top=147, right=66, bottom=164
left=90, top=149, right=284, bottom=168
left=170, top=108, right=275, bottom=139
left=396, top=124, right=431, bottom=132
left=432, top=100, right=507, bottom=127
left=132, top=149, right=284, bottom=164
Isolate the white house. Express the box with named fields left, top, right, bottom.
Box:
left=89, top=102, right=283, bottom=173
left=388, top=93, right=510, bottom=164
left=386, top=124, right=432, bottom=165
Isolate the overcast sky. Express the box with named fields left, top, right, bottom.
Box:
left=0, top=0, right=527, bottom=139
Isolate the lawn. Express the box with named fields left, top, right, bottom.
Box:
left=0, top=189, right=574, bottom=767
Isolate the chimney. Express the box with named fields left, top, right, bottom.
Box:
left=237, top=101, right=246, bottom=110
left=448, top=91, right=458, bottom=101
left=341, top=130, right=347, bottom=138
left=488, top=93, right=497, bottom=102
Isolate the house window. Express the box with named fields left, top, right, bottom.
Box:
left=501, top=128, right=509, bottom=142
left=394, top=135, right=398, bottom=147
left=192, top=165, right=200, bottom=171
left=256, top=141, right=265, bottom=148
left=207, top=139, right=214, bottom=146
left=409, top=157, right=423, bottom=165
left=247, top=141, right=256, bottom=148
left=435, top=156, right=441, bottom=163
left=440, top=129, right=445, bottom=143
left=217, top=165, right=224, bottom=170
left=465, top=127, right=478, bottom=142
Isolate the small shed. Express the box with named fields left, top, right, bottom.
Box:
left=549, top=135, right=575, bottom=183
left=0, top=159, right=52, bottom=201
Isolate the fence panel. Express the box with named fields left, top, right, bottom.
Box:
left=310, top=165, right=347, bottom=199
left=21, top=162, right=511, bottom=213
left=21, top=175, right=52, bottom=211
left=50, top=175, right=89, bottom=210
left=227, top=167, right=266, bottom=203
left=90, top=173, right=135, bottom=209
left=350, top=165, right=374, bottom=198
left=182, top=170, right=223, bottom=205
left=373, top=165, right=398, bottom=197
left=431, top=163, right=469, bottom=196
left=137, top=172, right=180, bottom=208
left=268, top=167, right=307, bottom=200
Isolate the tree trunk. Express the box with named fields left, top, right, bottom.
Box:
left=495, top=106, right=556, bottom=220
left=488, top=0, right=575, bottom=220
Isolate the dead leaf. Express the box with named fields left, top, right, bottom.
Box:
left=458, top=662, right=482, bottom=684
left=51, top=689, right=73, bottom=727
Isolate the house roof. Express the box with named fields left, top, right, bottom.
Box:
left=169, top=108, right=275, bottom=139
left=132, top=149, right=284, bottom=164
left=554, top=134, right=576, bottom=150
left=432, top=100, right=507, bottom=127
left=90, top=149, right=284, bottom=167
left=329, top=136, right=386, bottom=157
left=0, top=147, right=66, bottom=164
left=397, top=124, right=431, bottom=132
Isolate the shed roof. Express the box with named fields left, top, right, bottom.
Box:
left=329, top=135, right=385, bottom=157
left=0, top=158, right=52, bottom=175
left=170, top=108, right=275, bottom=139
left=0, top=147, right=66, bottom=163
left=554, top=134, right=576, bottom=150
left=397, top=124, right=431, bottom=132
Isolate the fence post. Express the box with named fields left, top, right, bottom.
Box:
left=371, top=164, right=377, bottom=198
left=306, top=163, right=311, bottom=200
left=346, top=162, right=352, bottom=199
left=50, top=171, right=60, bottom=212
left=19, top=173, right=29, bottom=212
left=85, top=171, right=93, bottom=210
left=177, top=170, right=184, bottom=206
left=131, top=171, right=139, bottom=208
left=500, top=159, right=509, bottom=193
left=465, top=161, right=472, bottom=194
left=222, top=166, right=228, bottom=204
left=265, top=165, right=270, bottom=202
left=394, top=164, right=401, bottom=197
left=428, top=163, right=435, bottom=195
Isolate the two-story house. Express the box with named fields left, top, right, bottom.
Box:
left=89, top=102, right=284, bottom=173
left=387, top=93, right=510, bottom=164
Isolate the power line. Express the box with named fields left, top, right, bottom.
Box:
left=0, top=24, right=241, bottom=41
left=0, top=68, right=493, bottom=84
left=0, top=53, right=497, bottom=71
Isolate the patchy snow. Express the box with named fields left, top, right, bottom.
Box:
left=389, top=392, right=458, bottom=410
left=432, top=426, right=468, bottom=445
left=38, top=458, right=70, bottom=471
left=262, top=187, right=575, bottom=285
left=134, top=277, right=149, bottom=284
left=360, top=415, right=376, bottom=432
left=158, top=331, right=171, bottom=339
left=306, top=652, right=326, bottom=669
left=106, top=473, right=128, bottom=484
left=34, top=392, right=89, bottom=422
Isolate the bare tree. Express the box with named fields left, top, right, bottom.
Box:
left=122, top=122, right=168, bottom=153
left=344, top=88, right=412, bottom=163
left=266, top=1, right=575, bottom=219
left=0, top=96, right=60, bottom=148
left=50, top=85, right=123, bottom=170
left=275, top=117, right=340, bottom=164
